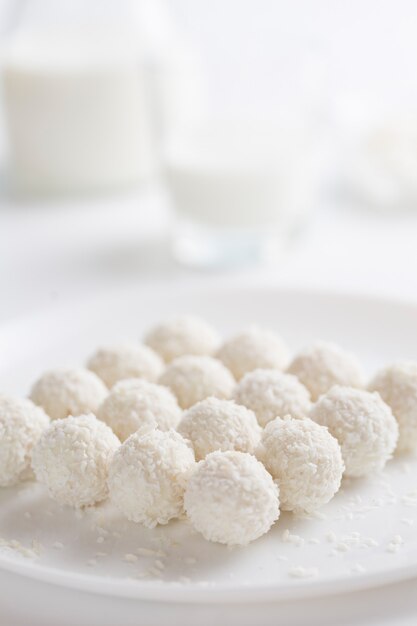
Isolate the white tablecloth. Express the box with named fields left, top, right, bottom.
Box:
left=2, top=184, right=417, bottom=323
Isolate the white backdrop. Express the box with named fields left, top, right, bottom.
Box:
left=0, top=0, right=417, bottom=320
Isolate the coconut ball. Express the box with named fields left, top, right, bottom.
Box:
left=178, top=397, right=261, bottom=460
left=144, top=315, right=220, bottom=363
left=30, top=368, right=108, bottom=421
left=217, top=327, right=289, bottom=381
left=108, top=429, right=195, bottom=527
left=184, top=450, right=279, bottom=546
left=310, top=386, right=398, bottom=477
left=32, top=414, right=119, bottom=507
left=234, top=369, right=311, bottom=427
left=159, top=355, right=235, bottom=409
left=97, top=378, right=181, bottom=441
left=287, top=341, right=364, bottom=401
left=369, top=362, right=417, bottom=453
left=87, top=344, right=163, bottom=388
left=0, top=395, right=50, bottom=487
left=257, top=416, right=344, bottom=513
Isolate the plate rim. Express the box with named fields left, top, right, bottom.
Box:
left=2, top=549, right=417, bottom=604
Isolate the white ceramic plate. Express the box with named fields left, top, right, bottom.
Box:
left=1, top=284, right=417, bottom=604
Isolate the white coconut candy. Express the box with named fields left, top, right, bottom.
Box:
left=159, top=355, right=235, bottom=409
left=108, top=429, right=195, bottom=527
left=97, top=378, right=181, bottom=441
left=87, top=344, right=164, bottom=388
left=144, top=315, right=220, bottom=363
left=184, top=450, right=280, bottom=546
left=178, top=397, right=261, bottom=460
left=256, top=415, right=344, bottom=514
left=369, top=362, right=417, bottom=453
left=287, top=341, right=364, bottom=401
left=234, top=368, right=311, bottom=427
left=32, top=414, right=119, bottom=507
left=30, top=368, right=107, bottom=421
left=310, top=386, right=398, bottom=477
left=216, top=327, right=289, bottom=381
left=0, top=394, right=49, bottom=487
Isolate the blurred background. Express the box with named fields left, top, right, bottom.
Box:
left=1, top=0, right=417, bottom=322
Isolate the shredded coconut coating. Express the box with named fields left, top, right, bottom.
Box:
left=108, top=429, right=195, bottom=527
left=234, top=369, right=311, bottom=427
left=144, top=315, right=220, bottom=363
left=87, top=344, right=163, bottom=388
left=256, top=416, right=344, bottom=513
left=178, top=397, right=261, bottom=460
left=369, top=362, right=417, bottom=453
left=159, top=355, right=235, bottom=409
left=0, top=394, right=50, bottom=487
left=310, top=386, right=398, bottom=477
left=30, top=368, right=108, bottom=421
left=216, top=327, right=289, bottom=381
left=32, top=414, right=120, bottom=507
left=287, top=341, right=364, bottom=401
left=97, top=378, right=181, bottom=441
left=184, top=450, right=280, bottom=546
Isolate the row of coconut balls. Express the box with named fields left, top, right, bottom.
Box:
left=1, top=316, right=417, bottom=546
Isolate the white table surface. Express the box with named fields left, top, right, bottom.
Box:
left=2, top=182, right=417, bottom=323
left=1, top=183, right=417, bottom=626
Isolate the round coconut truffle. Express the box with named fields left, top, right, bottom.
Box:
left=234, top=369, right=311, bottom=427
left=159, top=355, right=235, bottom=409
left=217, top=327, right=289, bottom=381
left=369, top=362, right=417, bottom=453
left=178, top=397, right=261, bottom=460
left=98, top=378, right=181, bottom=441
left=108, top=429, right=194, bottom=527
left=144, top=315, right=220, bottom=363
left=30, top=368, right=107, bottom=421
left=87, top=344, right=163, bottom=388
left=184, top=451, right=279, bottom=546
left=256, top=416, right=344, bottom=513
left=287, top=341, right=364, bottom=401
left=32, top=414, right=119, bottom=507
left=0, top=395, right=50, bottom=487
left=310, top=386, right=398, bottom=477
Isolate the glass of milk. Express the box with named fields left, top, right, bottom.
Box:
left=164, top=119, right=320, bottom=268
